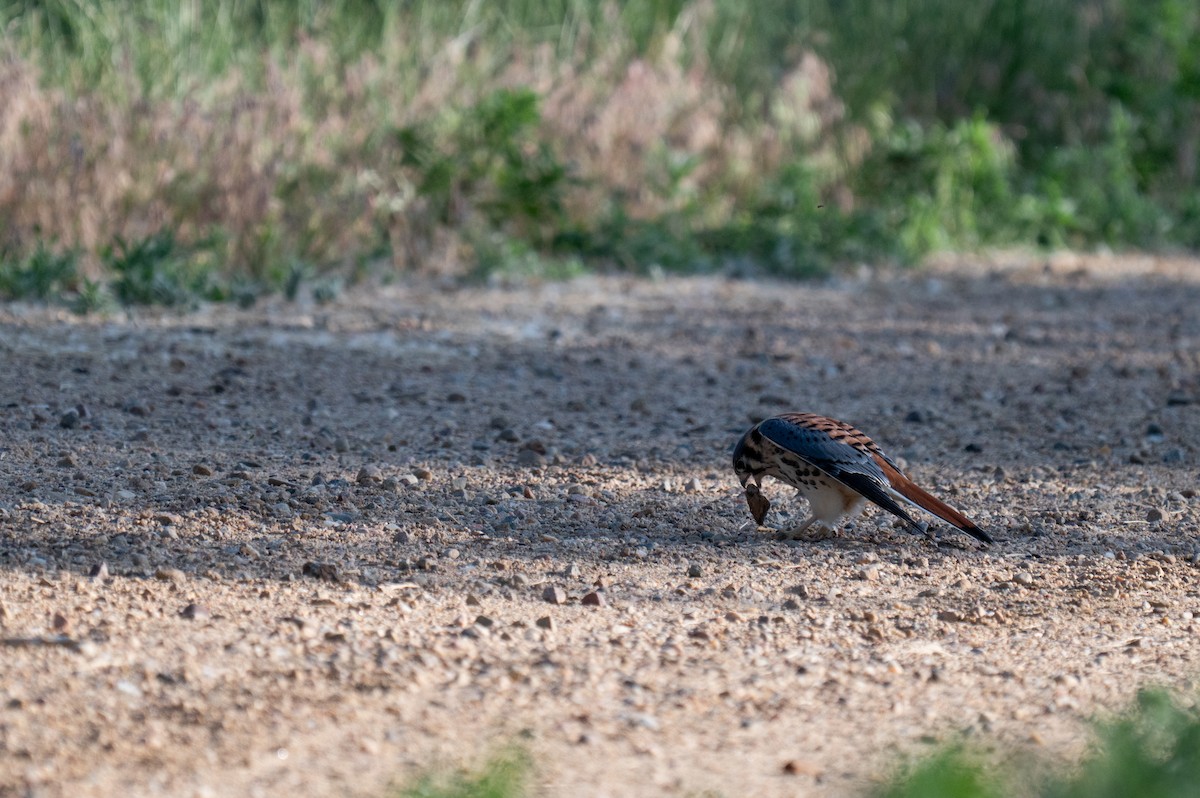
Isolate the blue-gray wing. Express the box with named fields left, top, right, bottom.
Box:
left=757, top=415, right=922, bottom=531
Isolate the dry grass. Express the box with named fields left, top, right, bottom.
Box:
left=0, top=6, right=846, bottom=280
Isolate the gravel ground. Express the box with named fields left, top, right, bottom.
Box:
left=1, top=254, right=1199, bottom=798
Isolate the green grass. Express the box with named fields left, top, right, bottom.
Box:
left=383, top=690, right=1200, bottom=797
left=876, top=690, right=1200, bottom=798
left=392, top=748, right=530, bottom=798
left=1, top=1, right=1198, bottom=307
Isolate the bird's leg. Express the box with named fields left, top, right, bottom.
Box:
left=777, top=515, right=839, bottom=541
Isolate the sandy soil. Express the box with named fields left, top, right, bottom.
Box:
left=1, top=253, right=1199, bottom=798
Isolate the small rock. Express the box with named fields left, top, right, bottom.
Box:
left=414, top=468, right=434, bottom=481
left=581, top=591, right=606, bottom=607
left=684, top=477, right=701, bottom=493
left=782, top=760, right=823, bottom=777
left=52, top=612, right=68, bottom=632
left=334, top=437, right=350, bottom=453
left=124, top=401, right=151, bottom=416
left=192, top=464, right=214, bottom=476
left=1146, top=507, right=1170, bottom=523
left=857, top=566, right=881, bottom=582
left=937, top=609, right=963, bottom=623
left=357, top=465, right=383, bottom=485
left=154, top=567, right=186, bottom=583
left=116, top=489, right=136, bottom=500
left=302, top=561, right=340, bottom=582
left=180, top=603, right=210, bottom=620
left=535, top=615, right=555, bottom=631
left=88, top=562, right=109, bottom=581
left=516, top=448, right=546, bottom=467
left=542, top=585, right=567, bottom=605
left=474, top=615, right=495, bottom=628
left=687, top=564, right=703, bottom=578
left=447, top=392, right=467, bottom=403
left=59, top=409, right=80, bottom=429
left=56, top=454, right=77, bottom=467
left=1012, top=571, right=1035, bottom=587
left=565, top=563, right=582, bottom=578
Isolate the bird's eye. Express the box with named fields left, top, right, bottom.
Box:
left=735, top=458, right=747, bottom=471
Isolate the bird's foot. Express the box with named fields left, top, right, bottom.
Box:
left=776, top=524, right=839, bottom=541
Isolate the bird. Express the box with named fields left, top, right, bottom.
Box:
left=732, top=412, right=992, bottom=544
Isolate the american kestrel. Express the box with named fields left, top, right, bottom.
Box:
left=732, top=412, right=992, bottom=544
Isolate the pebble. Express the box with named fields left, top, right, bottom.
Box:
left=687, top=564, right=703, bottom=578
left=1146, top=507, right=1170, bottom=523
left=414, top=468, right=434, bottom=481
left=781, top=760, right=823, bottom=777
left=857, top=566, right=881, bottom=582
left=535, top=616, right=555, bottom=631
left=542, top=585, right=567, bottom=605
left=516, top=448, right=546, bottom=467
left=59, top=409, right=80, bottom=429
left=1013, top=571, right=1035, bottom=587
left=57, top=454, right=77, bottom=467
left=357, top=465, right=383, bottom=485
left=192, top=464, right=214, bottom=476
left=124, top=401, right=150, bottom=416
left=684, top=477, right=701, bottom=493
left=154, top=567, right=186, bottom=583
left=180, top=603, right=210, bottom=620
left=302, top=562, right=340, bottom=582
left=581, top=591, right=606, bottom=607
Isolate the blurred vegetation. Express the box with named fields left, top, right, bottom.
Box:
left=876, top=690, right=1200, bottom=798
left=391, top=747, right=530, bottom=798
left=1, top=0, right=1198, bottom=306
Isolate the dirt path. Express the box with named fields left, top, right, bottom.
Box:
left=2, top=255, right=1199, bottom=797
